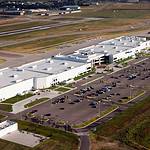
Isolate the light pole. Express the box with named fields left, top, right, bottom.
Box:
left=98, top=100, right=102, bottom=118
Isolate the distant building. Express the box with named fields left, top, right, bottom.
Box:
left=0, top=8, right=25, bottom=15
left=60, top=5, right=81, bottom=11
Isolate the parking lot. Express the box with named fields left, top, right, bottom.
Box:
left=19, top=57, right=150, bottom=129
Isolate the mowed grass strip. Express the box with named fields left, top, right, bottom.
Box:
left=17, top=120, right=79, bottom=150
left=0, top=58, right=6, bottom=64
left=92, top=96, right=150, bottom=149
left=0, top=138, right=30, bottom=150
left=0, top=104, right=12, bottom=112
left=0, top=34, right=86, bottom=53
left=24, top=97, right=49, bottom=108
left=55, top=87, right=71, bottom=92
left=0, top=21, right=57, bottom=33
left=0, top=18, right=145, bottom=42
left=68, top=3, right=150, bottom=18
left=0, top=114, right=6, bottom=119
left=2, top=93, right=34, bottom=104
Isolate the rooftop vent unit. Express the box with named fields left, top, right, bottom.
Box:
left=29, top=65, right=37, bottom=69
left=17, top=68, right=24, bottom=72
left=113, top=46, right=118, bottom=49
left=62, top=62, right=68, bottom=65
left=101, top=45, right=105, bottom=48
left=47, top=60, right=54, bottom=64
left=123, top=42, right=127, bottom=45
left=111, top=41, right=115, bottom=45
left=44, top=67, right=52, bottom=71
left=13, top=79, right=22, bottom=83
left=0, top=72, right=3, bottom=75
left=11, top=74, right=18, bottom=78
left=68, top=66, right=74, bottom=69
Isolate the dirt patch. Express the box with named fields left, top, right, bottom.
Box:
left=91, top=135, right=133, bottom=150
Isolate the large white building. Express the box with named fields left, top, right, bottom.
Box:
left=0, top=58, right=91, bottom=101
left=0, top=36, right=149, bottom=101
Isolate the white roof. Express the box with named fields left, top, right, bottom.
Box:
left=0, top=58, right=85, bottom=88
left=76, top=36, right=147, bottom=56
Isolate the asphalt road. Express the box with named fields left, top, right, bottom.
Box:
left=80, top=134, right=90, bottom=150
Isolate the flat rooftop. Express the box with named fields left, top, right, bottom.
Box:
left=76, top=36, right=147, bottom=56
left=0, top=58, right=85, bottom=89
left=19, top=58, right=85, bottom=75
left=0, top=67, right=47, bottom=89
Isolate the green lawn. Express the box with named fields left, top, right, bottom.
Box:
left=0, top=58, right=6, bottom=64
left=55, top=87, right=71, bottom=92
left=92, top=96, right=150, bottom=149
left=69, top=3, right=150, bottom=19
left=24, top=98, right=49, bottom=108
left=2, top=94, right=34, bottom=104
left=0, top=139, right=30, bottom=150
left=74, top=68, right=96, bottom=81
left=0, top=114, right=6, bottom=119
left=0, top=104, right=12, bottom=112
left=0, top=34, right=85, bottom=53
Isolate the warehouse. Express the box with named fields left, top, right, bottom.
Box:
left=0, top=58, right=91, bottom=101
left=0, top=36, right=149, bottom=101
left=73, top=36, right=150, bottom=65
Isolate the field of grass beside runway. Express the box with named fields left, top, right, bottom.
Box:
left=0, top=21, right=58, bottom=33
left=0, top=34, right=88, bottom=53
left=0, top=18, right=145, bottom=42
left=68, top=3, right=150, bottom=19
left=0, top=58, right=6, bottom=64
left=91, top=96, right=150, bottom=149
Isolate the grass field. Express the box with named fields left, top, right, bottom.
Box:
left=0, top=114, right=6, bottom=119
left=0, top=120, right=79, bottom=150
left=2, top=93, right=34, bottom=104
left=0, top=34, right=87, bottom=53
left=69, top=3, right=150, bottom=19
left=0, top=21, right=57, bottom=33
left=0, top=18, right=146, bottom=42
left=0, top=58, right=5, bottom=64
left=0, top=2, right=150, bottom=54
left=18, top=120, right=79, bottom=150
left=91, top=96, right=150, bottom=150
left=0, top=104, right=12, bottom=112
left=55, top=87, right=71, bottom=92
left=24, top=97, right=49, bottom=108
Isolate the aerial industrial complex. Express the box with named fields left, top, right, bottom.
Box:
left=0, top=36, right=149, bottom=101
